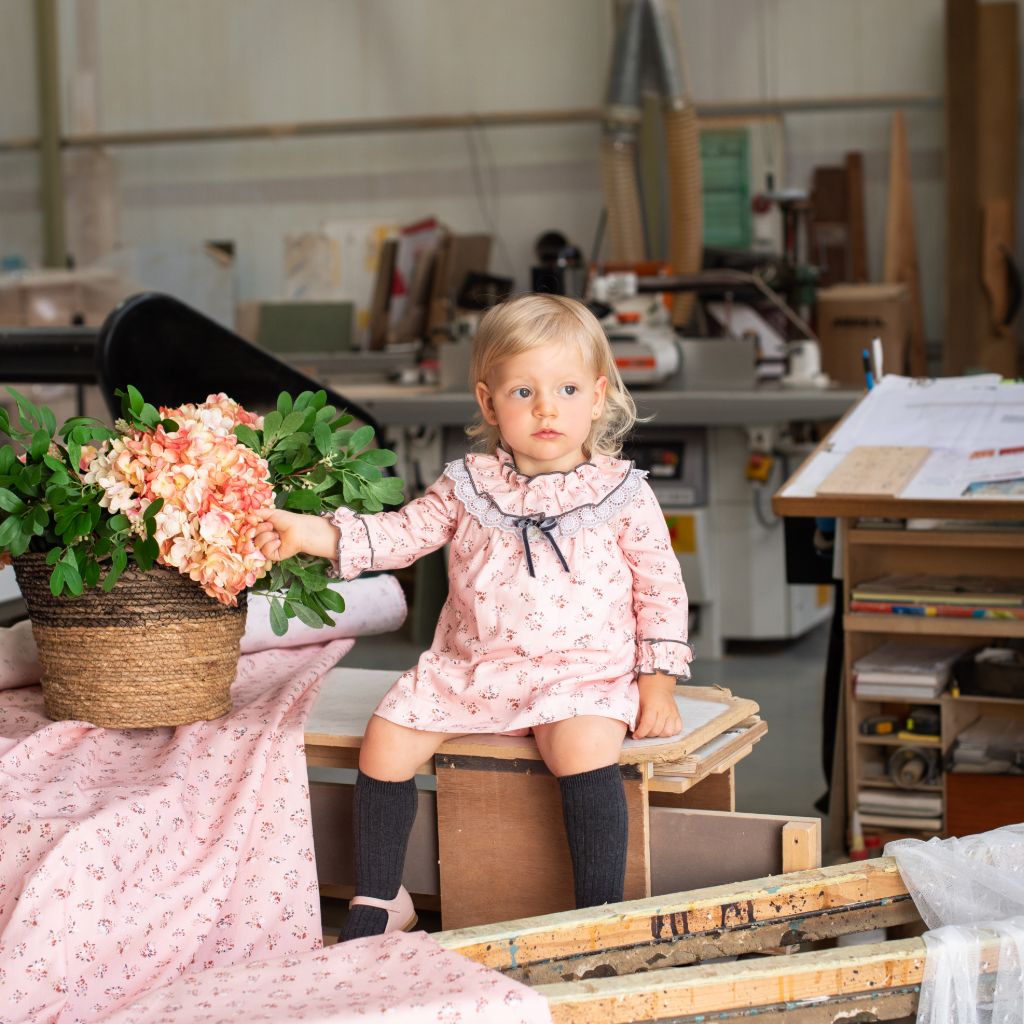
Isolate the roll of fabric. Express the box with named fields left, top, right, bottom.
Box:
left=240, top=574, right=408, bottom=654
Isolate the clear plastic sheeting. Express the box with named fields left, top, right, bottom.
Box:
left=887, top=825, right=1024, bottom=1024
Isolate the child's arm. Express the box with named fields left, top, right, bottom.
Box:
left=257, top=475, right=459, bottom=579
left=618, top=480, right=693, bottom=738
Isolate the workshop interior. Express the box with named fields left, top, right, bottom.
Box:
left=2, top=2, right=1024, bottom=1022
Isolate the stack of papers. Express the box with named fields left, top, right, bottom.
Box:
left=853, top=640, right=973, bottom=699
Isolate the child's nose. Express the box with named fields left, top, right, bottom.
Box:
left=533, top=394, right=556, bottom=416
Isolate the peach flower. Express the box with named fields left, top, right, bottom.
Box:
left=85, top=395, right=275, bottom=605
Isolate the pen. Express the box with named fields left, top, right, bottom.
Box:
left=861, top=349, right=875, bottom=390
left=871, top=336, right=883, bottom=382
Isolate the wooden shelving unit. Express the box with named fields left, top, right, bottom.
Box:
left=843, top=525, right=1024, bottom=841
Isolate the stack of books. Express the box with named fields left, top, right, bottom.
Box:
left=857, top=787, right=943, bottom=832
left=850, top=574, right=1024, bottom=620
left=853, top=640, right=972, bottom=700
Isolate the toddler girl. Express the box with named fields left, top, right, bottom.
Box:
left=256, top=293, right=692, bottom=940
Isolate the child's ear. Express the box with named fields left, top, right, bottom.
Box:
left=592, top=375, right=608, bottom=418
left=475, top=381, right=499, bottom=426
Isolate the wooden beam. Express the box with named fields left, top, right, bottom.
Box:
left=539, top=938, right=929, bottom=1023
left=438, top=857, right=917, bottom=983
left=944, top=0, right=980, bottom=375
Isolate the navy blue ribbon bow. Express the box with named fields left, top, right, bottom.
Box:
left=512, top=515, right=570, bottom=578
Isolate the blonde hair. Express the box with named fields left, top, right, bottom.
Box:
left=467, top=293, right=636, bottom=458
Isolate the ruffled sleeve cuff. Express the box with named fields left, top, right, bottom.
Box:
left=323, top=508, right=374, bottom=580
left=637, top=638, right=694, bottom=680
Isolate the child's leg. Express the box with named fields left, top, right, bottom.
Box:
left=533, top=716, right=629, bottom=908
left=343, top=715, right=455, bottom=940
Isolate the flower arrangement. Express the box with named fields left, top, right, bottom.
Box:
left=0, top=386, right=403, bottom=634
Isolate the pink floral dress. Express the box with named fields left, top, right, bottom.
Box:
left=328, top=450, right=691, bottom=734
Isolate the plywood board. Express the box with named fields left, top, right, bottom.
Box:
left=817, top=445, right=931, bottom=498
left=649, top=808, right=819, bottom=896
left=435, top=762, right=649, bottom=929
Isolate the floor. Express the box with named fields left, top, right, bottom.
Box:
left=324, top=617, right=836, bottom=938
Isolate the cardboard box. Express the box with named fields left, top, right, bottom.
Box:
left=816, top=283, right=909, bottom=387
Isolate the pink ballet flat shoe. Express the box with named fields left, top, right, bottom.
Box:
left=349, top=885, right=418, bottom=933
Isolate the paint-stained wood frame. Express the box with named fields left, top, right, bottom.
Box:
left=437, top=856, right=916, bottom=986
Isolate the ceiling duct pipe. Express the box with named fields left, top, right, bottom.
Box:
left=601, top=0, right=648, bottom=263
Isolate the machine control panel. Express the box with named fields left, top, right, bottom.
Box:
left=625, top=427, right=707, bottom=508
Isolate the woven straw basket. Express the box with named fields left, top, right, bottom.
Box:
left=14, top=553, right=247, bottom=729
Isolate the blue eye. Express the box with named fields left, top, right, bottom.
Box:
left=513, top=387, right=531, bottom=398
left=560, top=385, right=578, bottom=396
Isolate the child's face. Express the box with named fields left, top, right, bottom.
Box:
left=475, top=339, right=607, bottom=476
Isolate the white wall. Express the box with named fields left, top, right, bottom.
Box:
left=0, top=0, right=1019, bottom=351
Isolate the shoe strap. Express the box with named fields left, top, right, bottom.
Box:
left=350, top=892, right=402, bottom=913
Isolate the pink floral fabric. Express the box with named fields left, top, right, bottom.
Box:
left=329, top=451, right=691, bottom=734
left=102, top=932, right=550, bottom=1024
left=0, top=638, right=353, bottom=1024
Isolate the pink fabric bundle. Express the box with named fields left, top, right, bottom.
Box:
left=102, top=932, right=551, bottom=1024
left=0, top=638, right=352, bottom=1023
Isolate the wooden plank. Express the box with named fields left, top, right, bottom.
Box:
left=649, top=809, right=819, bottom=897
left=438, top=856, right=915, bottom=977
left=883, top=110, right=926, bottom=375
left=650, top=765, right=735, bottom=809
left=782, top=819, right=820, bottom=872
left=435, top=758, right=649, bottom=929
left=977, top=3, right=1020, bottom=376
left=816, top=446, right=931, bottom=498
left=539, top=938, right=930, bottom=1023
left=944, top=0, right=980, bottom=375
left=651, top=718, right=766, bottom=778
left=845, top=152, right=868, bottom=283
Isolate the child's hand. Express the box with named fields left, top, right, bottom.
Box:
left=254, top=509, right=339, bottom=562
left=633, top=672, right=683, bottom=739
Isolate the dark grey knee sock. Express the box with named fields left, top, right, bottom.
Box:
left=342, top=770, right=418, bottom=941
left=558, top=764, right=628, bottom=908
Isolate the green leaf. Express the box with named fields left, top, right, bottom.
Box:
left=359, top=448, right=398, bottom=467
left=280, top=410, right=307, bottom=436
left=262, top=410, right=283, bottom=441
left=50, top=564, right=66, bottom=596
left=39, top=405, right=56, bottom=435
left=29, top=505, right=48, bottom=536
left=82, top=559, right=100, bottom=588
left=350, top=461, right=382, bottom=482
left=0, top=488, right=25, bottom=514
left=269, top=597, right=288, bottom=636
left=102, top=546, right=127, bottom=592
left=29, top=429, right=51, bottom=461
left=45, top=547, right=62, bottom=565
left=288, top=599, right=324, bottom=629
left=349, top=425, right=375, bottom=453
left=284, top=489, right=321, bottom=512
left=313, top=422, right=331, bottom=455
left=318, top=587, right=345, bottom=614
left=0, top=515, right=24, bottom=548
left=233, top=424, right=262, bottom=451
left=107, top=513, right=130, bottom=532
left=160, top=418, right=179, bottom=432
left=133, top=537, right=158, bottom=571
left=60, top=550, right=83, bottom=596
left=143, top=497, right=164, bottom=521
left=126, top=385, right=144, bottom=414
left=277, top=392, right=293, bottom=417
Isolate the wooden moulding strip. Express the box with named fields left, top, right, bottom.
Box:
left=538, top=938, right=930, bottom=1024
left=438, top=857, right=915, bottom=978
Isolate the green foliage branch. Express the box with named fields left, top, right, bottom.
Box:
left=0, top=386, right=402, bottom=635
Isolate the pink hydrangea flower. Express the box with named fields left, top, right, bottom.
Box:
left=84, top=395, right=275, bottom=605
